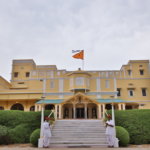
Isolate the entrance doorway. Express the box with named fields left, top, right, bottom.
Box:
left=76, top=108, right=84, bottom=118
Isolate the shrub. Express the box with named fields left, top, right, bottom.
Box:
left=0, top=110, right=54, bottom=145
left=115, top=109, right=150, bottom=144
left=9, top=124, right=33, bottom=143
left=30, top=128, right=40, bottom=147
left=0, top=110, right=53, bottom=144
left=0, top=125, right=10, bottom=144
left=0, top=111, right=24, bottom=128
left=0, top=110, right=52, bottom=129
left=116, top=126, right=130, bottom=147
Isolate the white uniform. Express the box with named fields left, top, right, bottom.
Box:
left=43, top=121, right=51, bottom=147
left=106, top=119, right=115, bottom=147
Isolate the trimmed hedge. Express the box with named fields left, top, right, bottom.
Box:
left=9, top=124, right=33, bottom=143
left=0, top=125, right=10, bottom=144
left=30, top=129, right=40, bottom=147
left=109, top=109, right=150, bottom=144
left=116, top=126, right=130, bottom=146
left=0, top=110, right=52, bottom=144
left=1, top=109, right=150, bottom=145
left=0, top=110, right=41, bottom=128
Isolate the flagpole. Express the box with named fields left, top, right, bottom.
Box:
left=82, top=50, right=84, bottom=70
left=82, top=59, right=84, bottom=70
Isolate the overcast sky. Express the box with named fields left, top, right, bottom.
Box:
left=0, top=0, right=150, bottom=81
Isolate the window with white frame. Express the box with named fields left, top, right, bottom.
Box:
left=26, top=72, right=30, bottom=77
left=14, top=72, right=19, bottom=78
left=142, top=88, right=146, bottom=96
left=128, top=90, right=134, bottom=96
left=75, top=77, right=84, bottom=86
left=117, top=88, right=121, bottom=96
left=105, top=80, right=109, bottom=88
left=139, top=70, right=144, bottom=75
left=127, top=70, right=132, bottom=76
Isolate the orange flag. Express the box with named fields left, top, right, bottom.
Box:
left=72, top=50, right=84, bottom=60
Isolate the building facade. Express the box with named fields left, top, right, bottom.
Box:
left=0, top=59, right=150, bottom=119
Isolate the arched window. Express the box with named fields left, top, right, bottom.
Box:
left=11, top=103, right=24, bottom=111
left=0, top=106, right=4, bottom=110
left=45, top=104, right=55, bottom=110
left=30, top=106, right=35, bottom=111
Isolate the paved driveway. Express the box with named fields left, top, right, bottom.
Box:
left=0, top=144, right=150, bottom=150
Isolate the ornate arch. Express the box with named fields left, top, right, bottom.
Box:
left=11, top=103, right=24, bottom=111
left=0, top=106, right=4, bottom=110
left=62, top=92, right=98, bottom=105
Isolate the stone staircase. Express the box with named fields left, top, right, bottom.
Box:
left=50, top=119, right=108, bottom=148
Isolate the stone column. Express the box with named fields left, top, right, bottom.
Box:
left=84, top=103, right=87, bottom=119
left=35, top=105, right=38, bottom=112
left=73, top=104, right=76, bottom=119
left=118, top=103, right=122, bottom=110
left=102, top=104, right=105, bottom=118
left=98, top=104, right=102, bottom=119
left=122, top=103, right=126, bottom=110
left=59, top=104, right=61, bottom=119
left=61, top=105, right=64, bottom=119
left=55, top=104, right=58, bottom=120
left=39, top=105, right=42, bottom=111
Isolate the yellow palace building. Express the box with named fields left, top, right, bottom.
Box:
left=0, top=59, right=150, bottom=119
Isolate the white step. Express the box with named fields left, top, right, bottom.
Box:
left=49, top=119, right=108, bottom=147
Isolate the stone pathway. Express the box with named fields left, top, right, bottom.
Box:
left=0, top=144, right=150, bottom=150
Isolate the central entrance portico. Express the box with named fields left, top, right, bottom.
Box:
left=62, top=92, right=98, bottom=119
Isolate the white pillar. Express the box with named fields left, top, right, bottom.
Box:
left=84, top=103, right=87, bottom=119
left=98, top=104, right=102, bottom=119
left=122, top=103, right=126, bottom=110
left=59, top=104, right=61, bottom=119
left=118, top=103, right=122, bottom=110
left=35, top=105, right=38, bottom=112
left=55, top=104, right=58, bottom=120
left=38, top=104, right=44, bottom=148
left=61, top=106, right=64, bottom=119
left=38, top=78, right=46, bottom=148
left=102, top=104, right=105, bottom=118
left=73, top=104, right=76, bottom=119
left=111, top=103, right=116, bottom=136
left=40, top=105, right=44, bottom=136
left=39, top=105, right=42, bottom=111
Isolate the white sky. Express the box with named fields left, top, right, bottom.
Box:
left=0, top=0, right=150, bottom=81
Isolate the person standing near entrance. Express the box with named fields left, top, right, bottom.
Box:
left=43, top=117, right=51, bottom=148
left=105, top=114, right=115, bottom=147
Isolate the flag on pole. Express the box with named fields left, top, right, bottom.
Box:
left=72, top=50, right=84, bottom=60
